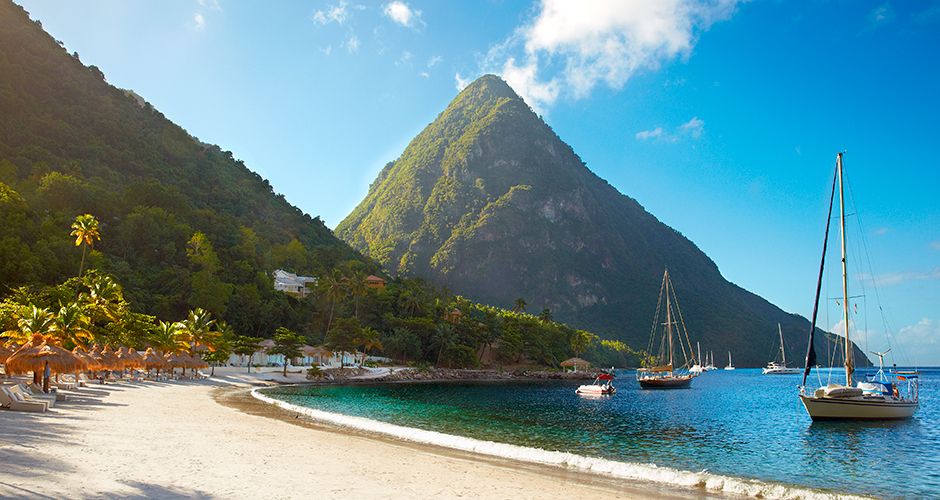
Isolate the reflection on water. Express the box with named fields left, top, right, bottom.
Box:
left=263, top=368, right=940, bottom=499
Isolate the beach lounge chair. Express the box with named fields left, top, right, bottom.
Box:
left=53, top=379, right=76, bottom=390
left=11, top=384, right=55, bottom=408
left=29, top=382, right=67, bottom=401
left=0, top=387, right=47, bottom=412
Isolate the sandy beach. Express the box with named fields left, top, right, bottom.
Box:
left=0, top=371, right=721, bottom=500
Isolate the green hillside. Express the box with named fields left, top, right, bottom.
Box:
left=0, top=1, right=378, bottom=337
left=337, top=75, right=865, bottom=368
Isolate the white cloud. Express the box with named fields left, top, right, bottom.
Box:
left=863, top=267, right=940, bottom=287
left=455, top=73, right=473, bottom=91
left=867, top=2, right=896, bottom=29
left=346, top=35, right=360, bottom=53
left=313, top=1, right=349, bottom=25
left=384, top=1, right=424, bottom=29
left=896, top=318, right=940, bottom=365
left=679, top=117, right=704, bottom=138
left=636, top=127, right=664, bottom=141
left=427, top=56, right=442, bottom=68
left=636, top=117, right=704, bottom=142
left=930, top=241, right=940, bottom=251
left=486, top=0, right=744, bottom=110
left=198, top=0, right=222, bottom=12
left=396, top=51, right=414, bottom=66
left=194, top=13, right=206, bottom=29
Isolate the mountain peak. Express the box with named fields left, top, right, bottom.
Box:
left=336, top=70, right=830, bottom=367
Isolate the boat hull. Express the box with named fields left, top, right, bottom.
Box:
left=762, top=367, right=801, bottom=375
left=799, top=394, right=918, bottom=421
left=576, top=385, right=615, bottom=395
left=638, top=375, right=693, bottom=389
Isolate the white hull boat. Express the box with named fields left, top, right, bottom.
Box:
left=797, top=153, right=919, bottom=421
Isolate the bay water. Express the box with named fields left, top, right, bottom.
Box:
left=257, top=367, right=939, bottom=499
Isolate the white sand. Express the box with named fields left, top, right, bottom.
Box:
left=0, top=372, right=709, bottom=500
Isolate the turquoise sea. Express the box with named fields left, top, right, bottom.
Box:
left=256, top=368, right=939, bottom=500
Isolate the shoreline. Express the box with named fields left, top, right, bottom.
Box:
left=0, top=372, right=725, bottom=500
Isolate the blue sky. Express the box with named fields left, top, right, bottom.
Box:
left=17, top=0, right=940, bottom=365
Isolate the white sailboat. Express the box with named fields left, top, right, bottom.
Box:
left=724, top=352, right=735, bottom=370
left=636, top=268, right=698, bottom=389
left=690, top=342, right=704, bottom=374
left=704, top=351, right=717, bottom=371
left=798, top=153, right=919, bottom=421
left=762, top=324, right=800, bottom=375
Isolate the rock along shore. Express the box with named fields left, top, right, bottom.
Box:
left=304, top=366, right=604, bottom=384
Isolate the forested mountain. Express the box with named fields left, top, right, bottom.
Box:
left=0, top=1, right=379, bottom=337
left=337, top=75, right=865, bottom=368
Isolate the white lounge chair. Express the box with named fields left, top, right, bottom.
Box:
left=0, top=387, right=47, bottom=412
left=29, top=382, right=67, bottom=401
left=11, top=384, right=55, bottom=408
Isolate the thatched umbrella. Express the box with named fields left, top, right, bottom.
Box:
left=6, top=338, right=84, bottom=392
left=9, top=334, right=47, bottom=384
left=0, top=343, right=14, bottom=363
left=177, top=352, right=200, bottom=374
left=140, top=348, right=170, bottom=378
left=101, top=345, right=124, bottom=372
left=164, top=352, right=185, bottom=377
left=121, top=347, right=145, bottom=378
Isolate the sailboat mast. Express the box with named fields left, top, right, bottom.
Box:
left=837, top=153, right=853, bottom=386
left=779, top=324, right=786, bottom=365
left=665, top=270, right=674, bottom=368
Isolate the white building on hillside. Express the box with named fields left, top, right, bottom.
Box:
left=273, top=269, right=318, bottom=298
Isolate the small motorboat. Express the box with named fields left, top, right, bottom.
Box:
left=576, top=373, right=616, bottom=395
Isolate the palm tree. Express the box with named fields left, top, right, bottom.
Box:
left=321, top=269, right=346, bottom=334
left=51, top=302, right=93, bottom=349
left=150, top=321, right=186, bottom=354
left=178, top=308, right=219, bottom=355
left=358, top=327, right=383, bottom=366
left=433, top=323, right=454, bottom=367
left=570, top=330, right=595, bottom=357
left=81, top=273, right=125, bottom=324
left=538, top=307, right=553, bottom=324
left=512, top=297, right=527, bottom=314
left=70, top=214, right=100, bottom=286
left=400, top=289, right=423, bottom=318
left=2, top=306, right=54, bottom=345
left=347, top=271, right=369, bottom=319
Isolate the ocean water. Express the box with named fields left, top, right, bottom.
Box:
left=256, top=368, right=940, bottom=500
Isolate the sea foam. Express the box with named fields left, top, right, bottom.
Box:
left=252, top=388, right=874, bottom=500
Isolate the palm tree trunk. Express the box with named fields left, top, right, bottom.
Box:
left=75, top=243, right=87, bottom=297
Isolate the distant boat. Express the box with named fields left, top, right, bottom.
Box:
left=576, top=373, right=616, bottom=395
left=798, top=153, right=919, bottom=420
left=724, top=352, right=735, bottom=370
left=704, top=351, right=717, bottom=371
left=762, top=324, right=800, bottom=375
left=690, top=342, right=704, bottom=374
left=637, top=268, right=698, bottom=389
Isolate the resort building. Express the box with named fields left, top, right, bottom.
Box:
left=365, top=275, right=387, bottom=290
left=273, top=269, right=318, bottom=298
left=226, top=341, right=365, bottom=368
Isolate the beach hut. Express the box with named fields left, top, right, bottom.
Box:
left=561, top=357, right=591, bottom=373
